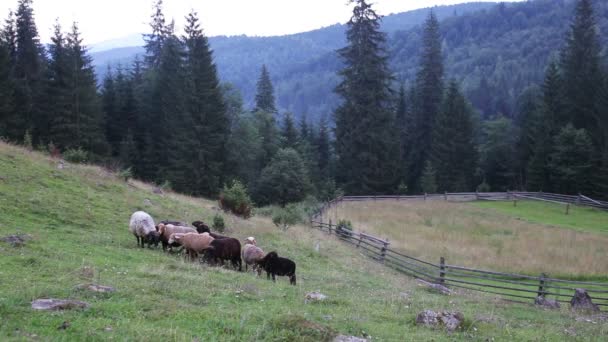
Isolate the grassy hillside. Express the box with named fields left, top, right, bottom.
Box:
left=330, top=200, right=608, bottom=278
left=0, top=142, right=607, bottom=341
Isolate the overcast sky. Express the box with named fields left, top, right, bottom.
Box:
left=2, top=0, right=522, bottom=45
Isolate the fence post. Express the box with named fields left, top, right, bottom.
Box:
left=577, top=193, right=582, bottom=206
left=439, top=257, right=446, bottom=284
left=565, top=203, right=570, bottom=215
left=537, top=273, right=547, bottom=298
left=444, top=191, right=448, bottom=201
left=513, top=198, right=517, bottom=207
left=328, top=219, right=332, bottom=235
left=357, top=233, right=362, bottom=248
left=424, top=193, right=427, bottom=201
left=507, top=190, right=511, bottom=200
left=475, top=191, right=479, bottom=200
left=379, top=240, right=388, bottom=263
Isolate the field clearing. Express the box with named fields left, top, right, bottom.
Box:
left=327, top=199, right=608, bottom=277
left=474, top=200, right=608, bottom=234
left=1, top=142, right=608, bottom=340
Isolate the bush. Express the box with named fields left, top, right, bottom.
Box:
left=477, top=180, right=491, bottom=192
left=118, top=167, right=133, bottom=182
left=220, top=180, right=253, bottom=218
left=23, top=131, right=33, bottom=151
left=272, top=204, right=300, bottom=231
left=63, top=148, right=88, bottom=164
left=212, top=214, right=225, bottom=233
left=336, top=219, right=353, bottom=237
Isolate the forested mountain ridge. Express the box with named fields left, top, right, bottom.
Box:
left=91, top=0, right=608, bottom=119
left=91, top=2, right=497, bottom=116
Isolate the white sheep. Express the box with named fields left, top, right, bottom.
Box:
left=129, top=211, right=160, bottom=248
left=242, top=237, right=265, bottom=275
left=168, top=232, right=215, bottom=261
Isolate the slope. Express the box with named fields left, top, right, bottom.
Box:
left=0, top=142, right=605, bottom=340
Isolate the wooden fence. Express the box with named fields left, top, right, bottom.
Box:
left=310, top=192, right=608, bottom=310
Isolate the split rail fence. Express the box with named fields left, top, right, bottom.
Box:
left=310, top=192, right=608, bottom=309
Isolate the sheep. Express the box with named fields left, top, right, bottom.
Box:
left=242, top=237, right=265, bottom=275
left=202, top=238, right=242, bottom=271
left=159, top=220, right=189, bottom=227
left=157, top=223, right=197, bottom=251
left=168, top=232, right=214, bottom=261
left=192, top=220, right=230, bottom=239
left=258, top=251, right=296, bottom=285
left=129, top=211, right=160, bottom=248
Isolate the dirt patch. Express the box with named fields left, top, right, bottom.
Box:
left=1, top=234, right=32, bottom=247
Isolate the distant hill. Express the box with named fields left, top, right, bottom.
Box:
left=91, top=2, right=496, bottom=116
left=91, top=0, right=608, bottom=120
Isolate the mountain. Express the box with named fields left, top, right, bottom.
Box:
left=91, top=0, right=608, bottom=120
left=91, top=2, right=497, bottom=114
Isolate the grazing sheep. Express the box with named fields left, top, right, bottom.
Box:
left=258, top=251, right=296, bottom=285
left=192, top=221, right=210, bottom=233
left=203, top=238, right=242, bottom=271
left=159, top=220, right=189, bottom=227
left=129, top=211, right=160, bottom=248
left=157, top=223, right=197, bottom=251
left=168, top=233, right=214, bottom=261
left=242, top=237, right=264, bottom=275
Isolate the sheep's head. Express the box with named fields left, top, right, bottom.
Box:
left=245, top=236, right=256, bottom=245
left=192, top=221, right=210, bottom=233
left=146, top=231, right=160, bottom=247
left=157, top=223, right=166, bottom=234
left=265, top=251, right=278, bottom=260
left=168, top=233, right=183, bottom=245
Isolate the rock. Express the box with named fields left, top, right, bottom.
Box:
left=1, top=234, right=32, bottom=247
left=535, top=296, right=560, bottom=309
left=333, top=335, right=368, bottom=342
left=571, top=289, right=600, bottom=313
left=57, top=160, right=65, bottom=169
left=416, top=310, right=464, bottom=333
left=32, top=299, right=89, bottom=311
left=305, top=291, right=328, bottom=304
left=416, top=279, right=451, bottom=295
left=76, top=283, right=116, bottom=293
left=153, top=187, right=163, bottom=194
left=143, top=199, right=152, bottom=206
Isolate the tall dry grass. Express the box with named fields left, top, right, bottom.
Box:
left=323, top=199, right=608, bottom=276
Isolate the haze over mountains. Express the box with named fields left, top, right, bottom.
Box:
left=91, top=0, right=608, bottom=120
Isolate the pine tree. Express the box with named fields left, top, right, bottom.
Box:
left=46, top=22, right=71, bottom=149
left=316, top=115, right=331, bottom=182
left=2, top=11, right=17, bottom=64
left=183, top=11, right=229, bottom=196
left=430, top=81, right=476, bottom=192
left=0, top=37, right=15, bottom=137
left=420, top=161, right=437, bottom=194
left=560, top=0, right=602, bottom=145
left=281, top=112, right=298, bottom=149
left=255, top=148, right=311, bottom=207
left=479, top=116, right=517, bottom=191
left=101, top=67, right=120, bottom=154
left=408, top=10, right=444, bottom=191
left=334, top=0, right=399, bottom=195
left=143, top=0, right=167, bottom=69
left=225, top=113, right=263, bottom=189
left=12, top=0, right=45, bottom=143
left=119, top=129, right=138, bottom=169
left=254, top=65, right=276, bottom=114
left=395, top=84, right=409, bottom=186
left=253, top=109, right=280, bottom=172
left=550, top=124, right=594, bottom=195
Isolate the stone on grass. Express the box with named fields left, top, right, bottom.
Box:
left=571, top=289, right=600, bottom=312
left=535, top=296, right=560, bottom=309
left=76, top=283, right=116, bottom=293
left=416, top=310, right=464, bottom=333
left=333, top=335, right=368, bottom=342
left=1, top=234, right=32, bottom=247
left=305, top=291, right=328, bottom=304
left=153, top=187, right=163, bottom=194
left=32, top=299, right=89, bottom=311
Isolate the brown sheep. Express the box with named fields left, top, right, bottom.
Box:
left=157, top=223, right=197, bottom=251
left=242, top=237, right=264, bottom=275
left=168, top=233, right=214, bottom=262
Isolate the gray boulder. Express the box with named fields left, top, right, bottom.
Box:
left=416, top=310, right=464, bottom=332
left=535, top=296, right=560, bottom=309
left=571, top=288, right=600, bottom=312
left=32, top=299, right=89, bottom=311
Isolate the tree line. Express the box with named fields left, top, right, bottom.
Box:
left=1, top=0, right=607, bottom=206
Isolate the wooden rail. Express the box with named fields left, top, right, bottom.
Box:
left=309, top=192, right=608, bottom=310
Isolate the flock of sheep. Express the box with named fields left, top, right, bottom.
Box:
left=128, top=211, right=297, bottom=285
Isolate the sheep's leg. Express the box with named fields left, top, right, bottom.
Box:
left=245, top=263, right=248, bottom=272
left=135, top=236, right=140, bottom=247
left=271, top=273, right=276, bottom=282
left=290, top=274, right=296, bottom=286
left=267, top=271, right=270, bottom=280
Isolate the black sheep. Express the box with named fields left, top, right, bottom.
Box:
left=203, top=238, right=242, bottom=271
left=258, top=251, right=296, bottom=285
left=192, top=221, right=211, bottom=233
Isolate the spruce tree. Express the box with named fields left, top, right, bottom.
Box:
left=0, top=38, right=15, bottom=137
left=46, top=22, right=71, bottom=149
left=479, top=116, right=517, bottom=191
left=334, top=0, right=399, bottom=195
left=101, top=67, right=120, bottom=154
left=550, top=124, right=594, bottom=195
left=183, top=11, right=229, bottom=196
left=254, top=65, right=276, bottom=114
left=281, top=112, right=298, bottom=149
left=430, top=81, right=476, bottom=192
left=316, top=115, right=331, bottom=182
left=12, top=0, right=45, bottom=143
left=143, top=0, right=167, bottom=69
left=408, top=10, right=444, bottom=191
left=2, top=11, right=17, bottom=64
left=255, top=148, right=311, bottom=207
left=560, top=0, right=602, bottom=144
left=395, top=84, right=409, bottom=186
left=420, top=161, right=437, bottom=194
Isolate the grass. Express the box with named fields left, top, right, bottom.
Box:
left=474, top=200, right=608, bottom=234
left=0, top=141, right=607, bottom=341
left=328, top=199, right=608, bottom=278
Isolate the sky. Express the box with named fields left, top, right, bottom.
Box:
left=1, top=0, right=522, bottom=46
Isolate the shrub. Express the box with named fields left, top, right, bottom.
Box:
left=159, top=180, right=172, bottom=192
left=212, top=214, right=225, bottom=233
left=272, top=204, right=300, bottom=231
left=118, top=167, right=133, bottom=182
left=23, top=131, right=33, bottom=151
left=220, top=180, right=253, bottom=218
left=336, top=219, right=353, bottom=237
left=477, top=180, right=491, bottom=192
left=63, top=148, right=88, bottom=164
